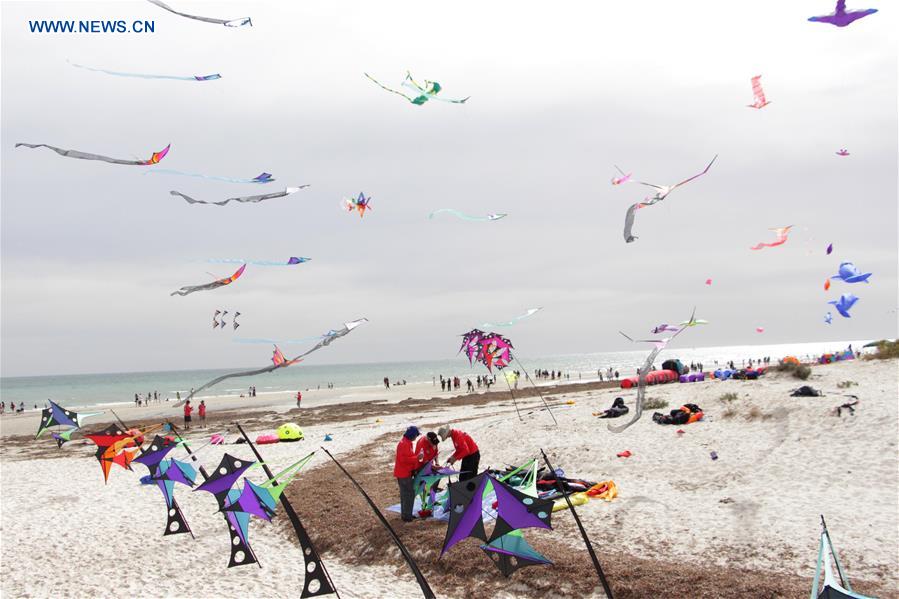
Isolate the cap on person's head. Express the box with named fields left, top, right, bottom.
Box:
left=437, top=425, right=450, bottom=441
left=404, top=425, right=420, bottom=440
left=426, top=431, right=439, bottom=445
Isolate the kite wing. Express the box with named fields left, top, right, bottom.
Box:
left=147, top=0, right=251, bottom=26
left=16, top=143, right=170, bottom=166
left=170, top=186, right=308, bottom=206
left=171, top=264, right=246, bottom=297
left=672, top=155, right=718, bottom=189
left=441, top=474, right=490, bottom=555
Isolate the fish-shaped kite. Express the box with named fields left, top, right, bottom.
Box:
left=828, top=294, right=859, bottom=318
left=428, top=209, right=507, bottom=221
left=747, top=76, right=771, bottom=109
left=344, top=192, right=372, bottom=218
left=147, top=170, right=274, bottom=183
left=365, top=71, right=469, bottom=105
left=623, top=155, right=718, bottom=243
left=611, top=166, right=633, bottom=186
left=808, top=0, right=877, bottom=27
left=207, top=257, right=310, bottom=266
left=170, top=186, right=308, bottom=206
left=171, top=264, right=246, bottom=297
left=69, top=61, right=221, bottom=81
left=836, top=149, right=850, bottom=156
left=830, top=262, right=872, bottom=284
left=16, top=142, right=170, bottom=165
left=147, top=0, right=251, bottom=26
left=750, top=226, right=793, bottom=250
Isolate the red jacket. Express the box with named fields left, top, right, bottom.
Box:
left=183, top=404, right=193, bottom=417
left=449, top=430, right=478, bottom=461
left=415, top=437, right=438, bottom=465
left=198, top=404, right=206, bottom=417
left=393, top=437, right=421, bottom=478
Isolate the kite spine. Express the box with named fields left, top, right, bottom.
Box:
left=540, top=450, right=614, bottom=598
left=321, top=447, right=436, bottom=599
left=235, top=423, right=338, bottom=598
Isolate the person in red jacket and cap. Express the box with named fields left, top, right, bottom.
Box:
left=394, top=425, right=423, bottom=522
left=415, top=432, right=441, bottom=469
left=438, top=425, right=479, bottom=481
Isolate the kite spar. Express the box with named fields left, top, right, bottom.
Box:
left=321, top=447, right=435, bottom=599
left=235, top=423, right=337, bottom=598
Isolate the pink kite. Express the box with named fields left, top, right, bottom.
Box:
left=755, top=327, right=765, bottom=333
left=750, top=226, right=792, bottom=250
left=705, top=279, right=712, bottom=286
left=747, top=76, right=771, bottom=109
left=611, top=166, right=633, bottom=186
left=836, top=149, right=850, bottom=156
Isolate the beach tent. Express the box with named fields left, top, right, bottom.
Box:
left=276, top=422, right=303, bottom=442
left=662, top=359, right=686, bottom=375
left=811, top=516, right=874, bottom=599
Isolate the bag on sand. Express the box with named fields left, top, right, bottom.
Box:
left=790, top=386, right=823, bottom=397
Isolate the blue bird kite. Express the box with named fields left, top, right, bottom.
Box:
left=830, top=262, right=872, bottom=284
left=828, top=294, right=859, bottom=318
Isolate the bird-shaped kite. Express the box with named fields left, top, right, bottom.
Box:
left=623, top=155, right=718, bottom=243
left=611, top=166, right=633, bottom=186
left=808, top=0, right=877, bottom=27
left=171, top=264, right=246, bottom=297
left=344, top=192, right=372, bottom=218
left=836, top=149, right=850, bottom=156
left=824, top=312, right=833, bottom=324
left=747, top=76, right=771, bottom=109
left=365, top=71, right=469, bottom=105
left=16, top=142, right=170, bottom=165
left=750, top=226, right=793, bottom=250
left=828, top=294, right=859, bottom=318
left=830, top=262, right=872, bottom=284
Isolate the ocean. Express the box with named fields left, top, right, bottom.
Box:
left=0, top=339, right=864, bottom=409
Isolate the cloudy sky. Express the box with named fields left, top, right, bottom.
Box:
left=2, top=1, right=896, bottom=377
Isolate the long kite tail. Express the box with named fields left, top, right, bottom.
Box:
left=623, top=202, right=643, bottom=243
left=68, top=61, right=220, bottom=81
left=235, top=424, right=338, bottom=598
left=541, top=450, right=614, bottom=598
left=147, top=0, right=251, bottom=26
left=176, top=364, right=282, bottom=405
left=364, top=73, right=415, bottom=102
left=321, top=447, right=436, bottom=599
left=607, top=344, right=663, bottom=434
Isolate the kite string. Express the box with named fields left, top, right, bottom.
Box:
left=511, top=358, right=559, bottom=426
left=498, top=370, right=524, bottom=422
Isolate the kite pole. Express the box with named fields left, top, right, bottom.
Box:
left=234, top=423, right=339, bottom=598
left=498, top=371, right=525, bottom=422
left=540, top=450, right=614, bottom=598
left=321, top=447, right=436, bottom=599
left=512, top=358, right=559, bottom=426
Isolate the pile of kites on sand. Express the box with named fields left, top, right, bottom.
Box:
left=19, top=0, right=882, bottom=598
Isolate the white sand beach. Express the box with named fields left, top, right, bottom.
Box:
left=1, top=357, right=896, bottom=598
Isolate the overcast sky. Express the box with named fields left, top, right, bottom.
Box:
left=1, top=1, right=896, bottom=377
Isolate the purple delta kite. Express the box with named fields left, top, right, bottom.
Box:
left=193, top=453, right=260, bottom=568
left=36, top=399, right=102, bottom=439
left=808, top=0, right=877, bottom=27
left=133, top=435, right=195, bottom=537
left=221, top=453, right=314, bottom=522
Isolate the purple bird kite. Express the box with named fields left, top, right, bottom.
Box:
left=808, top=0, right=877, bottom=27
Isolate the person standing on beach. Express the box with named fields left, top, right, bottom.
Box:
left=296, top=391, right=302, bottom=408
left=438, top=425, right=480, bottom=481
left=384, top=377, right=390, bottom=389
left=394, top=426, right=423, bottom=522
left=183, top=400, right=193, bottom=430
left=198, top=400, right=207, bottom=427
left=415, top=431, right=440, bottom=469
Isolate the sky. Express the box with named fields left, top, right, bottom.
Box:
left=1, top=1, right=896, bottom=377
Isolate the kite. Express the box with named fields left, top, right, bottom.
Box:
left=36, top=400, right=102, bottom=438
left=623, top=155, right=718, bottom=243
left=808, top=0, right=877, bottom=27
left=233, top=312, right=241, bottom=330
left=179, top=319, right=368, bottom=403
left=207, top=257, right=309, bottom=266
left=705, top=279, right=712, bottom=285
left=611, top=166, right=633, bottom=186
left=612, top=309, right=693, bottom=432
left=147, top=0, right=251, bottom=27
left=747, top=76, right=771, bottom=109
left=323, top=447, right=435, bottom=598
left=541, top=451, right=614, bottom=596
left=836, top=149, right=850, bottom=156
left=16, top=142, right=170, bottom=165
left=83, top=424, right=146, bottom=483
left=235, top=425, right=337, bottom=597
left=69, top=61, right=221, bottom=81
left=428, top=209, right=507, bottom=221
left=480, top=308, right=542, bottom=328
left=51, top=429, right=77, bottom=448
left=824, top=279, right=831, bottom=291
left=477, top=333, right=514, bottom=373
left=824, top=312, right=833, bottom=324
left=756, top=327, right=765, bottom=333
left=192, top=453, right=261, bottom=568
left=171, top=186, right=308, bottom=206
left=222, top=454, right=314, bottom=522
left=459, top=329, right=487, bottom=365
left=343, top=192, right=372, bottom=218
left=133, top=435, right=194, bottom=537
left=830, top=262, right=872, bottom=284
left=678, top=317, right=708, bottom=327
left=826, top=243, right=834, bottom=255
left=651, top=324, right=681, bottom=334
left=171, top=264, right=246, bottom=297
left=750, top=225, right=793, bottom=250
left=364, top=71, right=468, bottom=105
left=147, top=169, right=274, bottom=183
left=828, top=294, right=859, bottom=318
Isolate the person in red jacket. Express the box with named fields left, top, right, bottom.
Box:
left=415, top=432, right=440, bottom=469
left=394, top=426, right=422, bottom=522
left=183, top=400, right=193, bottom=430
left=438, top=425, right=479, bottom=481
left=198, top=400, right=207, bottom=428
